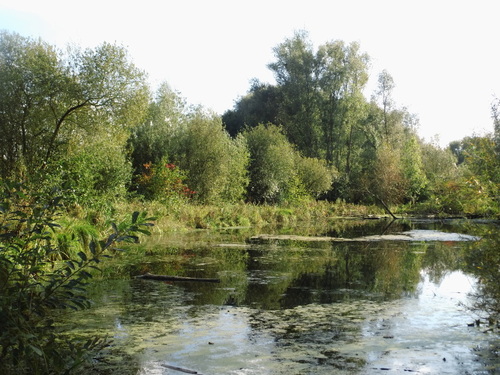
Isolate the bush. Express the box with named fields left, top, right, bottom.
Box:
left=295, top=155, right=336, bottom=198
left=39, top=128, right=133, bottom=211
left=171, top=109, right=249, bottom=203
left=135, top=158, right=195, bottom=204
left=0, top=181, right=154, bottom=374
left=243, top=124, right=297, bottom=203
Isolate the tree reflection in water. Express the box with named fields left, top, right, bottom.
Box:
left=60, top=219, right=499, bottom=374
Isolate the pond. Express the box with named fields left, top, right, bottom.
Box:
left=62, top=219, right=499, bottom=374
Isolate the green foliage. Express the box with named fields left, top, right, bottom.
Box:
left=316, top=40, right=370, bottom=167
left=0, top=181, right=154, bottom=374
left=369, top=142, right=406, bottom=206
left=129, top=82, right=187, bottom=173
left=243, top=124, right=297, bottom=203
left=269, top=30, right=322, bottom=157
left=170, top=108, right=250, bottom=203
left=401, top=135, right=428, bottom=203
left=267, top=31, right=371, bottom=163
left=135, top=158, right=194, bottom=204
left=442, top=135, right=500, bottom=215
left=0, top=31, right=149, bottom=182
left=462, top=136, right=500, bottom=185
left=431, top=175, right=498, bottom=216
left=420, top=141, right=457, bottom=184
left=43, top=129, right=133, bottom=209
left=222, top=80, right=281, bottom=137
left=295, top=155, right=336, bottom=198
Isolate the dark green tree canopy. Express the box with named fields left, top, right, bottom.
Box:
left=222, top=80, right=281, bottom=137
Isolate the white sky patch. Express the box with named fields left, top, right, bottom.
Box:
left=1, top=0, right=498, bottom=147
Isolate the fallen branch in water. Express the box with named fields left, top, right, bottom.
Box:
left=161, top=363, right=203, bottom=374
left=135, top=272, right=220, bottom=283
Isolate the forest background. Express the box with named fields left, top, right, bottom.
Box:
left=1, top=30, right=499, bottom=222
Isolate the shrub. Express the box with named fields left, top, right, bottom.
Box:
left=295, top=155, right=336, bottom=198
left=0, top=180, right=154, bottom=374
left=135, top=158, right=195, bottom=204
left=170, top=109, right=249, bottom=203
left=243, top=124, right=297, bottom=203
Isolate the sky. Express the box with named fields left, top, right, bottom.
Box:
left=1, top=0, right=499, bottom=147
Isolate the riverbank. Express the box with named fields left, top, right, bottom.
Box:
left=83, top=199, right=385, bottom=234
left=84, top=198, right=498, bottom=238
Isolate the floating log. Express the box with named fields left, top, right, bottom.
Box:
left=135, top=273, right=220, bottom=283
left=161, top=363, right=203, bottom=374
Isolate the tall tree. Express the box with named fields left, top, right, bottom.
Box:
left=222, top=80, right=281, bottom=137
left=0, top=31, right=149, bottom=180
left=268, top=30, right=321, bottom=157
left=129, top=82, right=187, bottom=174
left=316, top=40, right=369, bottom=170
left=374, top=70, right=395, bottom=140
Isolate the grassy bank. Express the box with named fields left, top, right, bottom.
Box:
left=88, top=199, right=385, bottom=234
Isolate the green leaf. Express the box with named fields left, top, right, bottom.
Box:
left=28, top=344, right=43, bottom=357
left=77, top=251, right=87, bottom=262
left=89, top=240, right=97, bottom=255
left=131, top=211, right=140, bottom=224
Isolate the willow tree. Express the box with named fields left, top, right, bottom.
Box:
left=266, top=31, right=370, bottom=180
left=169, top=108, right=250, bottom=203
left=242, top=124, right=297, bottom=203
left=0, top=31, right=149, bottom=182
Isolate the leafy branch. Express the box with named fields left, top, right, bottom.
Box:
left=0, top=181, right=155, bottom=374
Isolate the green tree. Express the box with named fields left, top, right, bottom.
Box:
left=170, top=108, right=249, bottom=203
left=0, top=31, right=149, bottom=182
left=374, top=70, right=395, bottom=140
left=316, top=40, right=370, bottom=169
left=401, top=135, right=428, bottom=203
left=295, top=155, right=336, bottom=198
left=222, top=80, right=281, bottom=137
left=420, top=140, right=457, bottom=187
left=129, top=82, right=187, bottom=175
left=369, top=142, right=406, bottom=206
left=268, top=30, right=321, bottom=157
left=48, top=127, right=133, bottom=208
left=242, top=124, right=297, bottom=203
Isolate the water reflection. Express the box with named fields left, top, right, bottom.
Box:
left=61, top=220, right=499, bottom=374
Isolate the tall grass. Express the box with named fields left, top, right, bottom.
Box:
left=108, top=198, right=383, bottom=234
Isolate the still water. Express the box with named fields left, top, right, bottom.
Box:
left=63, top=219, right=499, bottom=374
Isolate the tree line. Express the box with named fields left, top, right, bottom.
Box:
left=1, top=30, right=498, bottom=215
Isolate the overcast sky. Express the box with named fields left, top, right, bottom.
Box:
left=1, top=0, right=499, bottom=147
